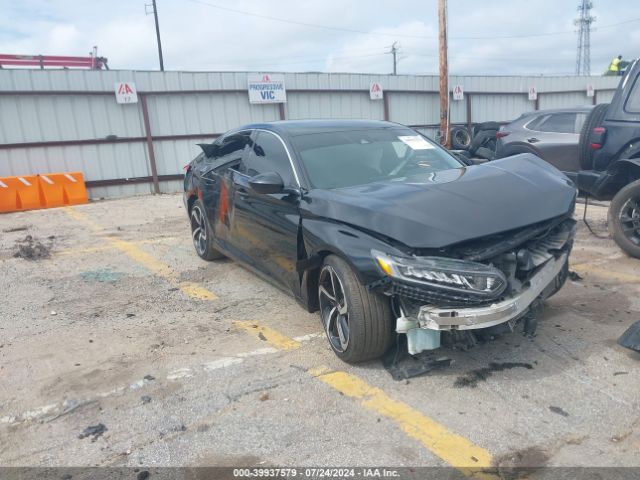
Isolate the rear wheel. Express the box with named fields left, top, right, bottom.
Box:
left=190, top=199, right=225, bottom=261
left=318, top=255, right=393, bottom=363
left=578, top=103, right=609, bottom=170
left=608, top=179, right=640, bottom=259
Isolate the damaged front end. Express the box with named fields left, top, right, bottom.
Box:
left=369, top=215, right=576, bottom=354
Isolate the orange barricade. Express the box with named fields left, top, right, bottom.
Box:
left=0, top=175, right=40, bottom=212
left=0, top=171, right=88, bottom=213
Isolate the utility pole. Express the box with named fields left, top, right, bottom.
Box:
left=388, top=42, right=399, bottom=75
left=438, top=0, right=450, bottom=147
left=574, top=0, right=595, bottom=75
left=146, top=0, right=165, bottom=71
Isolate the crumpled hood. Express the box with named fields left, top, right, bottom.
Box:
left=302, top=154, right=576, bottom=249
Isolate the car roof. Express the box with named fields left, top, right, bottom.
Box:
left=519, top=106, right=594, bottom=117
left=237, top=119, right=405, bottom=137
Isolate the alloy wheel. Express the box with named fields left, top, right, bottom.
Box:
left=190, top=205, right=207, bottom=255
left=619, top=196, right=640, bottom=245
left=318, top=265, right=350, bottom=353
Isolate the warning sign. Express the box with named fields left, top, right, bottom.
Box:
left=369, top=82, right=383, bottom=100
left=528, top=86, right=538, bottom=101
left=453, top=85, right=464, bottom=101
left=248, top=73, right=287, bottom=104
left=114, top=82, right=138, bottom=104
left=586, top=84, right=595, bottom=97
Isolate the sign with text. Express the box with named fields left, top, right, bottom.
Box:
left=114, top=82, right=138, bottom=104
left=528, top=86, right=538, bottom=101
left=248, top=73, right=287, bottom=104
left=453, top=85, right=464, bottom=101
left=586, top=84, right=595, bottom=97
left=369, top=82, right=383, bottom=100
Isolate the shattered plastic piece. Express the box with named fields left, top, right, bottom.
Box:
left=618, top=321, right=640, bottom=353
left=568, top=270, right=583, bottom=281
left=383, top=335, right=452, bottom=381
left=78, top=423, right=107, bottom=441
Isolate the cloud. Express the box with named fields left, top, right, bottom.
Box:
left=0, top=0, right=638, bottom=74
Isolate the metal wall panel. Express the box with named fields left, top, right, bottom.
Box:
left=0, top=69, right=623, bottom=200
left=285, top=92, right=384, bottom=120
left=539, top=91, right=591, bottom=110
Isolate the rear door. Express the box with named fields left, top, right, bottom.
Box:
left=525, top=112, right=583, bottom=172
left=195, top=131, right=252, bottom=252
left=227, top=130, right=301, bottom=293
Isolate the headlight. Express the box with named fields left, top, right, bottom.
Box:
left=372, top=249, right=507, bottom=298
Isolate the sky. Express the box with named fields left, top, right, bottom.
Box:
left=0, top=0, right=639, bottom=76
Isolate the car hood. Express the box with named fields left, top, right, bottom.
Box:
left=302, top=153, right=576, bottom=249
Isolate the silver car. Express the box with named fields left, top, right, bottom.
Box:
left=495, top=107, right=593, bottom=173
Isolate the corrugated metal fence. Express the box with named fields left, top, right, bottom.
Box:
left=0, top=70, right=621, bottom=199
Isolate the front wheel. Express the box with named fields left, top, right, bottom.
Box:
left=608, top=179, right=640, bottom=259
left=318, top=255, right=393, bottom=363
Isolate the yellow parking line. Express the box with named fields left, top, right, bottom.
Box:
left=309, top=366, right=496, bottom=478
left=56, top=237, right=182, bottom=257
left=63, top=207, right=218, bottom=300
left=64, top=206, right=495, bottom=474
left=234, top=321, right=301, bottom=350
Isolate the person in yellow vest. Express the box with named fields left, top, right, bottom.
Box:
left=609, top=55, right=622, bottom=75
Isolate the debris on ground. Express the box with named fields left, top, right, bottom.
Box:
left=80, top=269, right=124, bottom=283
left=141, top=395, right=152, bottom=404
left=78, top=423, right=108, bottom=441
left=13, top=235, right=54, bottom=260
left=617, top=321, right=640, bottom=353
left=2, top=225, right=29, bottom=233
left=549, top=406, right=570, bottom=417
left=454, top=362, right=533, bottom=388
left=568, top=270, right=584, bottom=281
left=143, top=374, right=155, bottom=381
left=383, top=336, right=452, bottom=380
left=259, top=392, right=270, bottom=401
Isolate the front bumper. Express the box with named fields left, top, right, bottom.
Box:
left=415, top=253, right=567, bottom=331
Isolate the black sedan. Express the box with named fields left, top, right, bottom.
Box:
left=184, top=120, right=576, bottom=363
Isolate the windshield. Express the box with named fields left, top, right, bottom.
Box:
left=291, top=127, right=462, bottom=189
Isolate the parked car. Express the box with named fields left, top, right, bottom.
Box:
left=576, top=59, right=640, bottom=258
left=495, top=107, right=593, bottom=173
left=184, top=120, right=577, bottom=363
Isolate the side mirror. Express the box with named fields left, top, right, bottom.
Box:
left=248, top=171, right=285, bottom=194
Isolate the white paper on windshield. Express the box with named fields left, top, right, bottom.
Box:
left=397, top=135, right=434, bottom=150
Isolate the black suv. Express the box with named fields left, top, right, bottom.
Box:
left=576, top=59, right=640, bottom=258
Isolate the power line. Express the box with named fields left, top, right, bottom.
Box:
left=184, top=0, right=640, bottom=41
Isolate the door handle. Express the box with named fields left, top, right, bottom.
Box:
left=527, top=137, right=540, bottom=143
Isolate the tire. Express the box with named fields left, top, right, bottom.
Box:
left=318, top=255, right=393, bottom=363
left=190, top=199, right=225, bottom=261
left=468, top=129, right=498, bottom=155
left=450, top=126, right=472, bottom=149
left=475, top=146, right=496, bottom=160
left=578, top=103, right=609, bottom=170
left=475, top=121, right=501, bottom=133
left=608, top=179, right=640, bottom=259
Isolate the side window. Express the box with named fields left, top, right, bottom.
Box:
left=536, top=113, right=577, bottom=134
left=242, top=132, right=296, bottom=186
left=525, top=115, right=548, bottom=131
left=205, top=131, right=251, bottom=172
left=625, top=77, right=640, bottom=113
left=575, top=113, right=587, bottom=133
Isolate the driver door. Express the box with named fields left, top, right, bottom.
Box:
left=228, top=131, right=301, bottom=293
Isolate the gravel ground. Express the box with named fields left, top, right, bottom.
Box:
left=0, top=194, right=638, bottom=471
